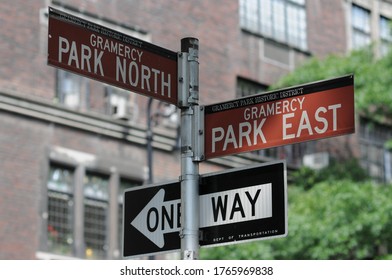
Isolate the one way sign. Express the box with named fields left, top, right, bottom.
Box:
left=123, top=161, right=287, bottom=258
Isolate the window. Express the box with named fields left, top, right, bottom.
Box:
left=56, top=70, right=89, bottom=110
left=359, top=117, right=392, bottom=182
left=44, top=158, right=143, bottom=259
left=350, top=4, right=392, bottom=56
left=351, top=5, right=371, bottom=49
left=83, top=172, right=110, bottom=259
left=380, top=16, right=392, bottom=56
left=240, top=0, right=307, bottom=50
left=46, top=164, right=75, bottom=256
left=236, top=77, right=268, bottom=98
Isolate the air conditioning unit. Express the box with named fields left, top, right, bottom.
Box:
left=106, top=86, right=139, bottom=122
left=303, top=152, right=329, bottom=170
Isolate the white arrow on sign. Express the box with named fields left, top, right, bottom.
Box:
left=131, top=189, right=181, bottom=248
left=130, top=183, right=272, bottom=248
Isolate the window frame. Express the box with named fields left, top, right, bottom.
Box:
left=236, top=76, right=268, bottom=98
left=40, top=148, right=143, bottom=259
left=351, top=4, right=371, bottom=50
left=46, top=163, right=76, bottom=256
left=379, top=15, right=392, bottom=56
left=56, top=70, right=89, bottom=110
left=359, top=117, right=392, bottom=183
left=239, top=0, right=308, bottom=50
left=83, top=171, right=111, bottom=259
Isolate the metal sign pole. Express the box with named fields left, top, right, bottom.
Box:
left=178, top=37, right=200, bottom=260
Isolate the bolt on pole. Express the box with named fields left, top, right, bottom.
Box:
left=178, top=37, right=200, bottom=260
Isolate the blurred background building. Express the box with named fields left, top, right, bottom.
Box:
left=0, top=0, right=391, bottom=259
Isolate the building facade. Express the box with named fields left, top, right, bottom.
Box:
left=0, top=0, right=391, bottom=259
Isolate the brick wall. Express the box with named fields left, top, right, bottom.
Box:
left=307, top=0, right=347, bottom=57
left=0, top=0, right=356, bottom=259
left=0, top=0, right=55, bottom=100
left=0, top=112, right=46, bottom=259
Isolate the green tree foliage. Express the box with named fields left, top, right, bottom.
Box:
left=274, top=181, right=392, bottom=259
left=271, top=47, right=392, bottom=123
left=292, top=159, right=368, bottom=190
left=200, top=179, right=392, bottom=260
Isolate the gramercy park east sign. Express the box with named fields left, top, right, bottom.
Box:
left=204, top=75, right=354, bottom=159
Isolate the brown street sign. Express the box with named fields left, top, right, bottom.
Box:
left=48, top=7, right=178, bottom=105
left=204, top=75, right=355, bottom=159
